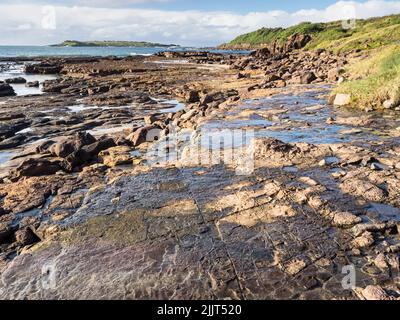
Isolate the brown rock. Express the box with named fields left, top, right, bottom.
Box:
left=300, top=72, right=317, bottom=84
left=144, top=114, right=157, bottom=125
left=11, top=158, right=61, bottom=179
left=127, top=125, right=160, bottom=147
left=333, top=212, right=362, bottom=228
left=185, top=90, right=200, bottom=103
left=362, top=285, right=391, bottom=300
left=49, top=132, right=96, bottom=158
left=99, top=146, right=132, bottom=167
left=14, top=227, right=40, bottom=246
left=351, top=231, right=374, bottom=249
left=0, top=223, right=12, bottom=244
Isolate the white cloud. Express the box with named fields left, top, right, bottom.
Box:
left=0, top=1, right=400, bottom=46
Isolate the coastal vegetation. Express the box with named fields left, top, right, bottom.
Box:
left=334, top=44, right=400, bottom=109
left=224, top=13, right=400, bottom=109
left=224, top=14, right=400, bottom=53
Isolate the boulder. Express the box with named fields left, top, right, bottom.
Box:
left=5, top=77, right=27, bottom=84
left=99, top=146, right=132, bottom=167
left=333, top=93, right=351, bottom=106
left=351, top=231, right=374, bottom=249
left=127, top=125, right=160, bottom=147
left=49, top=132, right=96, bottom=158
left=24, top=62, right=63, bottom=74
left=11, top=158, right=61, bottom=179
left=0, top=207, right=10, bottom=216
left=26, top=81, right=40, bottom=88
left=333, top=212, right=362, bottom=228
left=0, top=82, right=16, bottom=97
left=184, top=90, right=200, bottom=103
left=0, top=223, right=12, bottom=244
left=14, top=227, right=40, bottom=246
left=264, top=74, right=281, bottom=82
left=327, top=68, right=342, bottom=82
left=62, top=138, right=116, bottom=171
left=300, top=72, right=316, bottom=84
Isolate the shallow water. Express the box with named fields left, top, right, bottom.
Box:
left=87, top=124, right=135, bottom=136
left=0, top=63, right=57, bottom=96
left=0, top=151, right=16, bottom=166
left=199, top=88, right=400, bottom=147
left=158, top=100, right=185, bottom=113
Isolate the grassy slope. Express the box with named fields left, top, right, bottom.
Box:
left=334, top=45, right=400, bottom=109
left=53, top=40, right=176, bottom=47
left=226, top=14, right=400, bottom=109
left=226, top=14, right=400, bottom=54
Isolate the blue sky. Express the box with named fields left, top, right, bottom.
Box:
left=0, top=1, right=399, bottom=46
left=132, top=0, right=362, bottom=13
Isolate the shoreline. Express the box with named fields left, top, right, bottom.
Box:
left=1, top=50, right=400, bottom=300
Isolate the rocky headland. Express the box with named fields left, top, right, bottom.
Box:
left=0, top=37, right=399, bottom=300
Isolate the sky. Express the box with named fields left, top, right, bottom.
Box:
left=1, top=0, right=400, bottom=46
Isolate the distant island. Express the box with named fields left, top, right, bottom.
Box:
left=51, top=40, right=179, bottom=48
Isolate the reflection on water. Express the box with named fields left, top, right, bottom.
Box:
left=200, top=89, right=400, bottom=146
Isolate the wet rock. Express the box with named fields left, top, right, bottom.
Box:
left=62, top=138, right=116, bottom=171
left=351, top=231, right=374, bottom=249
left=11, top=158, right=61, bottom=179
left=374, top=253, right=388, bottom=269
left=180, top=109, right=197, bottom=121
left=49, top=132, right=96, bottom=158
left=0, top=113, right=25, bottom=121
left=88, top=85, right=110, bottom=95
left=340, top=179, right=386, bottom=202
left=362, top=285, right=391, bottom=300
left=254, top=138, right=294, bottom=155
left=14, top=227, right=40, bottom=246
left=26, top=81, right=40, bottom=88
left=235, top=73, right=247, bottom=79
left=184, top=90, right=200, bottom=103
left=264, top=74, right=281, bottom=82
left=333, top=93, right=351, bottom=106
left=0, top=82, right=16, bottom=97
left=326, top=117, right=335, bottom=124
left=333, top=212, right=362, bottom=228
left=0, top=207, right=10, bottom=216
left=351, top=223, right=387, bottom=237
left=319, top=156, right=339, bottom=166
left=35, top=140, right=56, bottom=154
left=370, top=162, right=385, bottom=171
left=0, top=223, right=12, bottom=244
left=5, top=77, right=27, bottom=84
left=42, top=80, right=70, bottom=93
left=24, top=62, right=63, bottom=74
left=0, top=134, right=28, bottom=150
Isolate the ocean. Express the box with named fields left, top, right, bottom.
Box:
left=0, top=46, right=250, bottom=58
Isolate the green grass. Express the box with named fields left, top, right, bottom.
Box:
left=225, top=14, right=400, bottom=53
left=334, top=45, right=400, bottom=109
